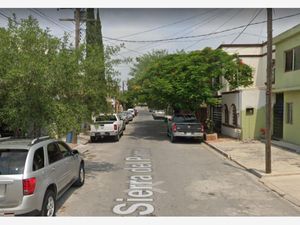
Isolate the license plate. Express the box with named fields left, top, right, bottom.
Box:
left=186, top=132, right=192, bottom=135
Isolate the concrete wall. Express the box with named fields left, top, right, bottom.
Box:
left=283, top=91, right=300, bottom=145
left=221, top=91, right=242, bottom=138
left=240, top=89, right=266, bottom=140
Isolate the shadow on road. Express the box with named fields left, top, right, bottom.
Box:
left=125, top=118, right=202, bottom=144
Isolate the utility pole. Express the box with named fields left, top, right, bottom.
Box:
left=59, top=8, right=82, bottom=49
left=265, top=8, right=273, bottom=174
left=59, top=8, right=82, bottom=144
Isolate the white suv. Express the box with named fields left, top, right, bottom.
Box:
left=0, top=137, right=85, bottom=216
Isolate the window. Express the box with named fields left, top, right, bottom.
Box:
left=33, top=147, right=44, bottom=171
left=57, top=142, right=71, bottom=158
left=224, top=104, right=229, bottom=124
left=285, top=47, right=300, bottom=72
left=285, top=50, right=293, bottom=72
left=47, top=143, right=63, bottom=164
left=231, top=104, right=238, bottom=126
left=286, top=103, right=293, bottom=124
left=0, top=149, right=28, bottom=175
left=294, top=47, right=300, bottom=70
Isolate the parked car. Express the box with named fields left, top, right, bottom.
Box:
left=127, top=108, right=135, bottom=118
left=0, top=136, right=85, bottom=216
left=117, top=112, right=129, bottom=125
left=90, top=114, right=123, bottom=142
left=152, top=110, right=166, bottom=120
left=125, top=111, right=134, bottom=122
left=167, top=114, right=204, bottom=143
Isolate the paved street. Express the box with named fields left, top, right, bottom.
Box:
left=57, top=108, right=300, bottom=216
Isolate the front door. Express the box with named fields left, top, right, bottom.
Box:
left=273, top=93, right=284, bottom=140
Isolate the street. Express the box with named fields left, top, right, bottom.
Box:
left=57, top=108, right=300, bottom=216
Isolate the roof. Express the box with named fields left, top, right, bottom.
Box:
left=217, top=42, right=267, bottom=49
left=0, top=139, right=32, bottom=149
left=273, top=23, right=300, bottom=44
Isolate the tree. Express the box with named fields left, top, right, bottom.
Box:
left=128, top=48, right=253, bottom=112
left=0, top=15, right=126, bottom=138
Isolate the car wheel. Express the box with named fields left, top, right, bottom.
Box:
left=170, top=134, right=176, bottom=143
left=114, top=134, right=120, bottom=142
left=41, top=190, right=56, bottom=217
left=74, top=163, right=85, bottom=187
left=90, top=136, right=96, bottom=143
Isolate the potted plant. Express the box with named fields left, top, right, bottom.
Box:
left=260, top=128, right=266, bottom=140
left=204, top=119, right=218, bottom=141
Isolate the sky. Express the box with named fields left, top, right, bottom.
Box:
left=1, top=8, right=300, bottom=86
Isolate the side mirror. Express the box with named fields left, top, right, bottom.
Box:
left=72, top=149, right=79, bottom=155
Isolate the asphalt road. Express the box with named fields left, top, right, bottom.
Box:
left=57, top=108, right=300, bottom=216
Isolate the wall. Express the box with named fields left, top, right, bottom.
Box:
left=221, top=91, right=242, bottom=138
left=283, top=91, right=300, bottom=145
left=274, top=33, right=300, bottom=90
left=240, top=89, right=266, bottom=140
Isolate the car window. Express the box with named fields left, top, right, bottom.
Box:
left=95, top=115, right=117, bottom=122
left=57, top=142, right=71, bottom=158
left=173, top=115, right=198, bottom=123
left=33, top=147, right=44, bottom=171
left=47, top=143, right=63, bottom=164
left=0, top=149, right=28, bottom=175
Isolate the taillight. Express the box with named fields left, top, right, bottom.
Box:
left=172, top=123, right=177, bottom=132
left=23, top=177, right=36, bottom=195
left=114, top=124, right=118, bottom=130
left=200, top=124, right=204, bottom=132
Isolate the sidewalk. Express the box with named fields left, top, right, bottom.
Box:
left=205, top=136, right=300, bottom=207
left=65, top=133, right=90, bottom=150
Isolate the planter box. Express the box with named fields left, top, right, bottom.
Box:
left=205, top=133, right=218, bottom=141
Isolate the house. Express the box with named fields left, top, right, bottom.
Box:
left=272, top=24, right=300, bottom=146
left=210, top=43, right=275, bottom=140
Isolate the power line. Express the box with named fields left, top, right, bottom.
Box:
left=117, top=9, right=221, bottom=55
left=34, top=9, right=74, bottom=32
left=29, top=9, right=73, bottom=33
left=103, top=11, right=300, bottom=43
left=117, top=9, right=217, bottom=39
left=230, top=9, right=263, bottom=44
left=184, top=8, right=243, bottom=50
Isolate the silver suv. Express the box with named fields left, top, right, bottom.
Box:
left=0, top=137, right=85, bottom=216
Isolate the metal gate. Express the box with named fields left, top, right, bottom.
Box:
left=273, top=93, right=284, bottom=140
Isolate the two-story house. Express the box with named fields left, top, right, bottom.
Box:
left=273, top=24, right=300, bottom=146
left=210, top=43, right=275, bottom=140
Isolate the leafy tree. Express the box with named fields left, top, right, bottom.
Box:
left=0, top=15, right=126, bottom=138
left=128, top=48, right=253, bottom=112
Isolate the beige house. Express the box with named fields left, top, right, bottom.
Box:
left=210, top=43, right=275, bottom=140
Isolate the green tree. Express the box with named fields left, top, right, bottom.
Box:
left=128, top=48, right=253, bottom=112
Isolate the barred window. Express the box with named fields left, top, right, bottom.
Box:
left=224, top=104, right=229, bottom=124
left=231, top=104, right=238, bottom=126
left=286, top=103, right=293, bottom=124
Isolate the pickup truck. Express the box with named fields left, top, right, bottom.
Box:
left=167, top=114, right=204, bottom=143
left=90, top=114, right=124, bottom=142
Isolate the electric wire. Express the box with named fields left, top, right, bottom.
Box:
left=230, top=9, right=263, bottom=44
left=117, top=9, right=217, bottom=39
left=102, top=11, right=300, bottom=43
left=184, top=8, right=243, bottom=50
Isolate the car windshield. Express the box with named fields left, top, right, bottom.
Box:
left=173, top=115, right=198, bottom=123
left=0, top=149, right=28, bottom=175
left=95, top=115, right=116, bottom=122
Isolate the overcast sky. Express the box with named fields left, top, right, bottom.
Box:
left=1, top=8, right=300, bottom=85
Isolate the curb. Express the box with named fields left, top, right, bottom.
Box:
left=204, top=141, right=263, bottom=178
left=260, top=179, right=300, bottom=207
left=204, top=141, right=300, bottom=208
